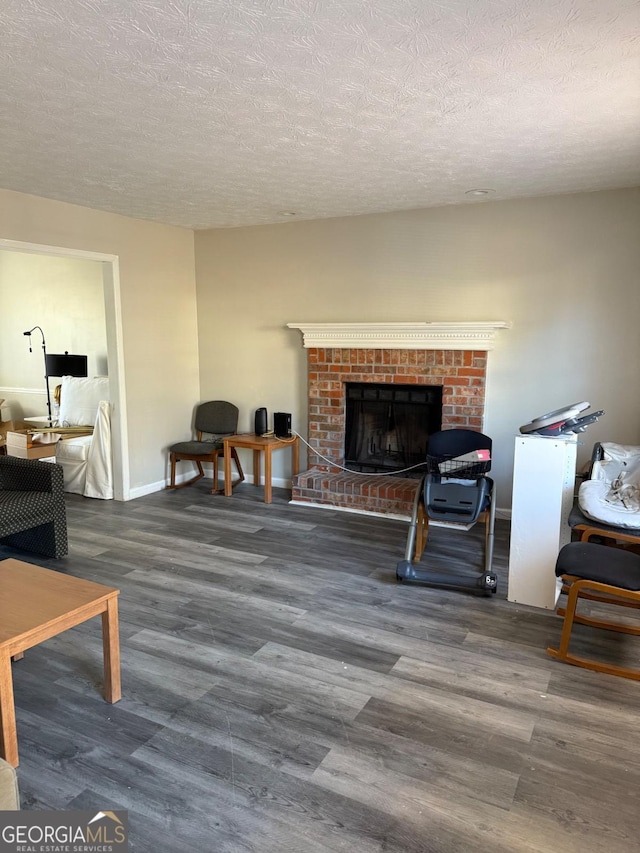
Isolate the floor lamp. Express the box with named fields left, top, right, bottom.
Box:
left=24, top=326, right=88, bottom=426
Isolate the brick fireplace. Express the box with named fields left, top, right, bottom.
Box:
left=287, top=322, right=509, bottom=517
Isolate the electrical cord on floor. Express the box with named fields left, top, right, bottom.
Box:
left=277, top=429, right=428, bottom=477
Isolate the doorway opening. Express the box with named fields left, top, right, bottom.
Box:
left=0, top=238, right=128, bottom=499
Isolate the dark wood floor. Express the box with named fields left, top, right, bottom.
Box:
left=2, top=481, right=639, bottom=852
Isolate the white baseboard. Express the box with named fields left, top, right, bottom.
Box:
left=127, top=479, right=167, bottom=500
left=127, top=473, right=291, bottom=501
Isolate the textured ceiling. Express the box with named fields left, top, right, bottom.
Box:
left=1, top=0, right=639, bottom=229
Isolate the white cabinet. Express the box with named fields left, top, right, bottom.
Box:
left=508, top=434, right=577, bottom=609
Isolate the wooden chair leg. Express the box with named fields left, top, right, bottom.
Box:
left=232, top=448, right=245, bottom=483
left=556, top=610, right=640, bottom=636
left=413, top=502, right=428, bottom=562
left=578, top=525, right=640, bottom=553
left=211, top=453, right=220, bottom=494
left=222, top=448, right=245, bottom=493
left=548, top=578, right=640, bottom=680
left=169, top=452, right=177, bottom=488
left=167, top=456, right=205, bottom=490
left=550, top=580, right=580, bottom=659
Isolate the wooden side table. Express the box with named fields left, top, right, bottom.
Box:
left=222, top=433, right=299, bottom=504
left=0, top=559, right=121, bottom=767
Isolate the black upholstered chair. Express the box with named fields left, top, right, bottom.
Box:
left=547, top=541, right=640, bottom=680
left=568, top=502, right=640, bottom=552
left=168, top=401, right=244, bottom=494
left=0, top=456, right=68, bottom=558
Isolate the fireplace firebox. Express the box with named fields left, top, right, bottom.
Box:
left=344, top=383, right=443, bottom=476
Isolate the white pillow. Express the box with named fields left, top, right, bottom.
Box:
left=58, top=376, right=110, bottom=427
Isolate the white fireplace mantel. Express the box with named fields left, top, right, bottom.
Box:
left=286, top=321, right=511, bottom=350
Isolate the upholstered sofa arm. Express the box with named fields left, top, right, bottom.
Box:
left=0, top=455, right=64, bottom=494
left=0, top=456, right=68, bottom=558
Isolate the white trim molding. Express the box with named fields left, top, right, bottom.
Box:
left=0, top=386, right=46, bottom=397
left=286, top=321, right=511, bottom=350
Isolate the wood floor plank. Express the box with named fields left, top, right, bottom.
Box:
left=225, top=650, right=522, bottom=809
left=312, top=747, right=626, bottom=853
left=253, top=641, right=537, bottom=742
left=149, top=691, right=333, bottom=782
left=133, top=732, right=424, bottom=853
left=111, top=527, right=270, bottom=564
left=3, top=488, right=637, bottom=852
left=392, top=648, right=552, bottom=694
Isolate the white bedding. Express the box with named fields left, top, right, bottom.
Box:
left=578, top=442, right=640, bottom=529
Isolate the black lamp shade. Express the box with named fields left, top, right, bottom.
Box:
left=45, top=353, right=88, bottom=377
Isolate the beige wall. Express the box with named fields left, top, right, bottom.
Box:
left=195, top=188, right=640, bottom=507
left=0, top=189, right=199, bottom=496
left=0, top=250, right=106, bottom=418
left=2, top=186, right=637, bottom=506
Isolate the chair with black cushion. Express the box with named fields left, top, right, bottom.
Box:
left=569, top=502, right=640, bottom=552
left=547, top=541, right=640, bottom=680
left=396, top=428, right=497, bottom=594
left=168, top=401, right=244, bottom=494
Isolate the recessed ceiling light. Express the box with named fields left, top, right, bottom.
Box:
left=279, top=211, right=297, bottom=216
left=465, top=189, right=495, bottom=196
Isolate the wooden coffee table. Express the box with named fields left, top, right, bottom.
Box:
left=0, top=558, right=121, bottom=767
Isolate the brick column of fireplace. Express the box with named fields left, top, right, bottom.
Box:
left=292, top=347, right=488, bottom=515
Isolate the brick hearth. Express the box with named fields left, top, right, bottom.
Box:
left=293, top=469, right=419, bottom=516
left=291, top=347, right=487, bottom=516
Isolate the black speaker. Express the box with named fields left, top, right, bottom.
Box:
left=274, top=412, right=291, bottom=438
left=254, top=407, right=268, bottom=436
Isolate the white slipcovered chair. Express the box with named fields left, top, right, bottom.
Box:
left=54, top=376, right=113, bottom=500
left=0, top=757, right=19, bottom=809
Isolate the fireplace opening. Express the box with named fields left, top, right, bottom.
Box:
left=344, top=383, right=443, bottom=476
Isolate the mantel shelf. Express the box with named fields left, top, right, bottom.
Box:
left=286, top=321, right=511, bottom=350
